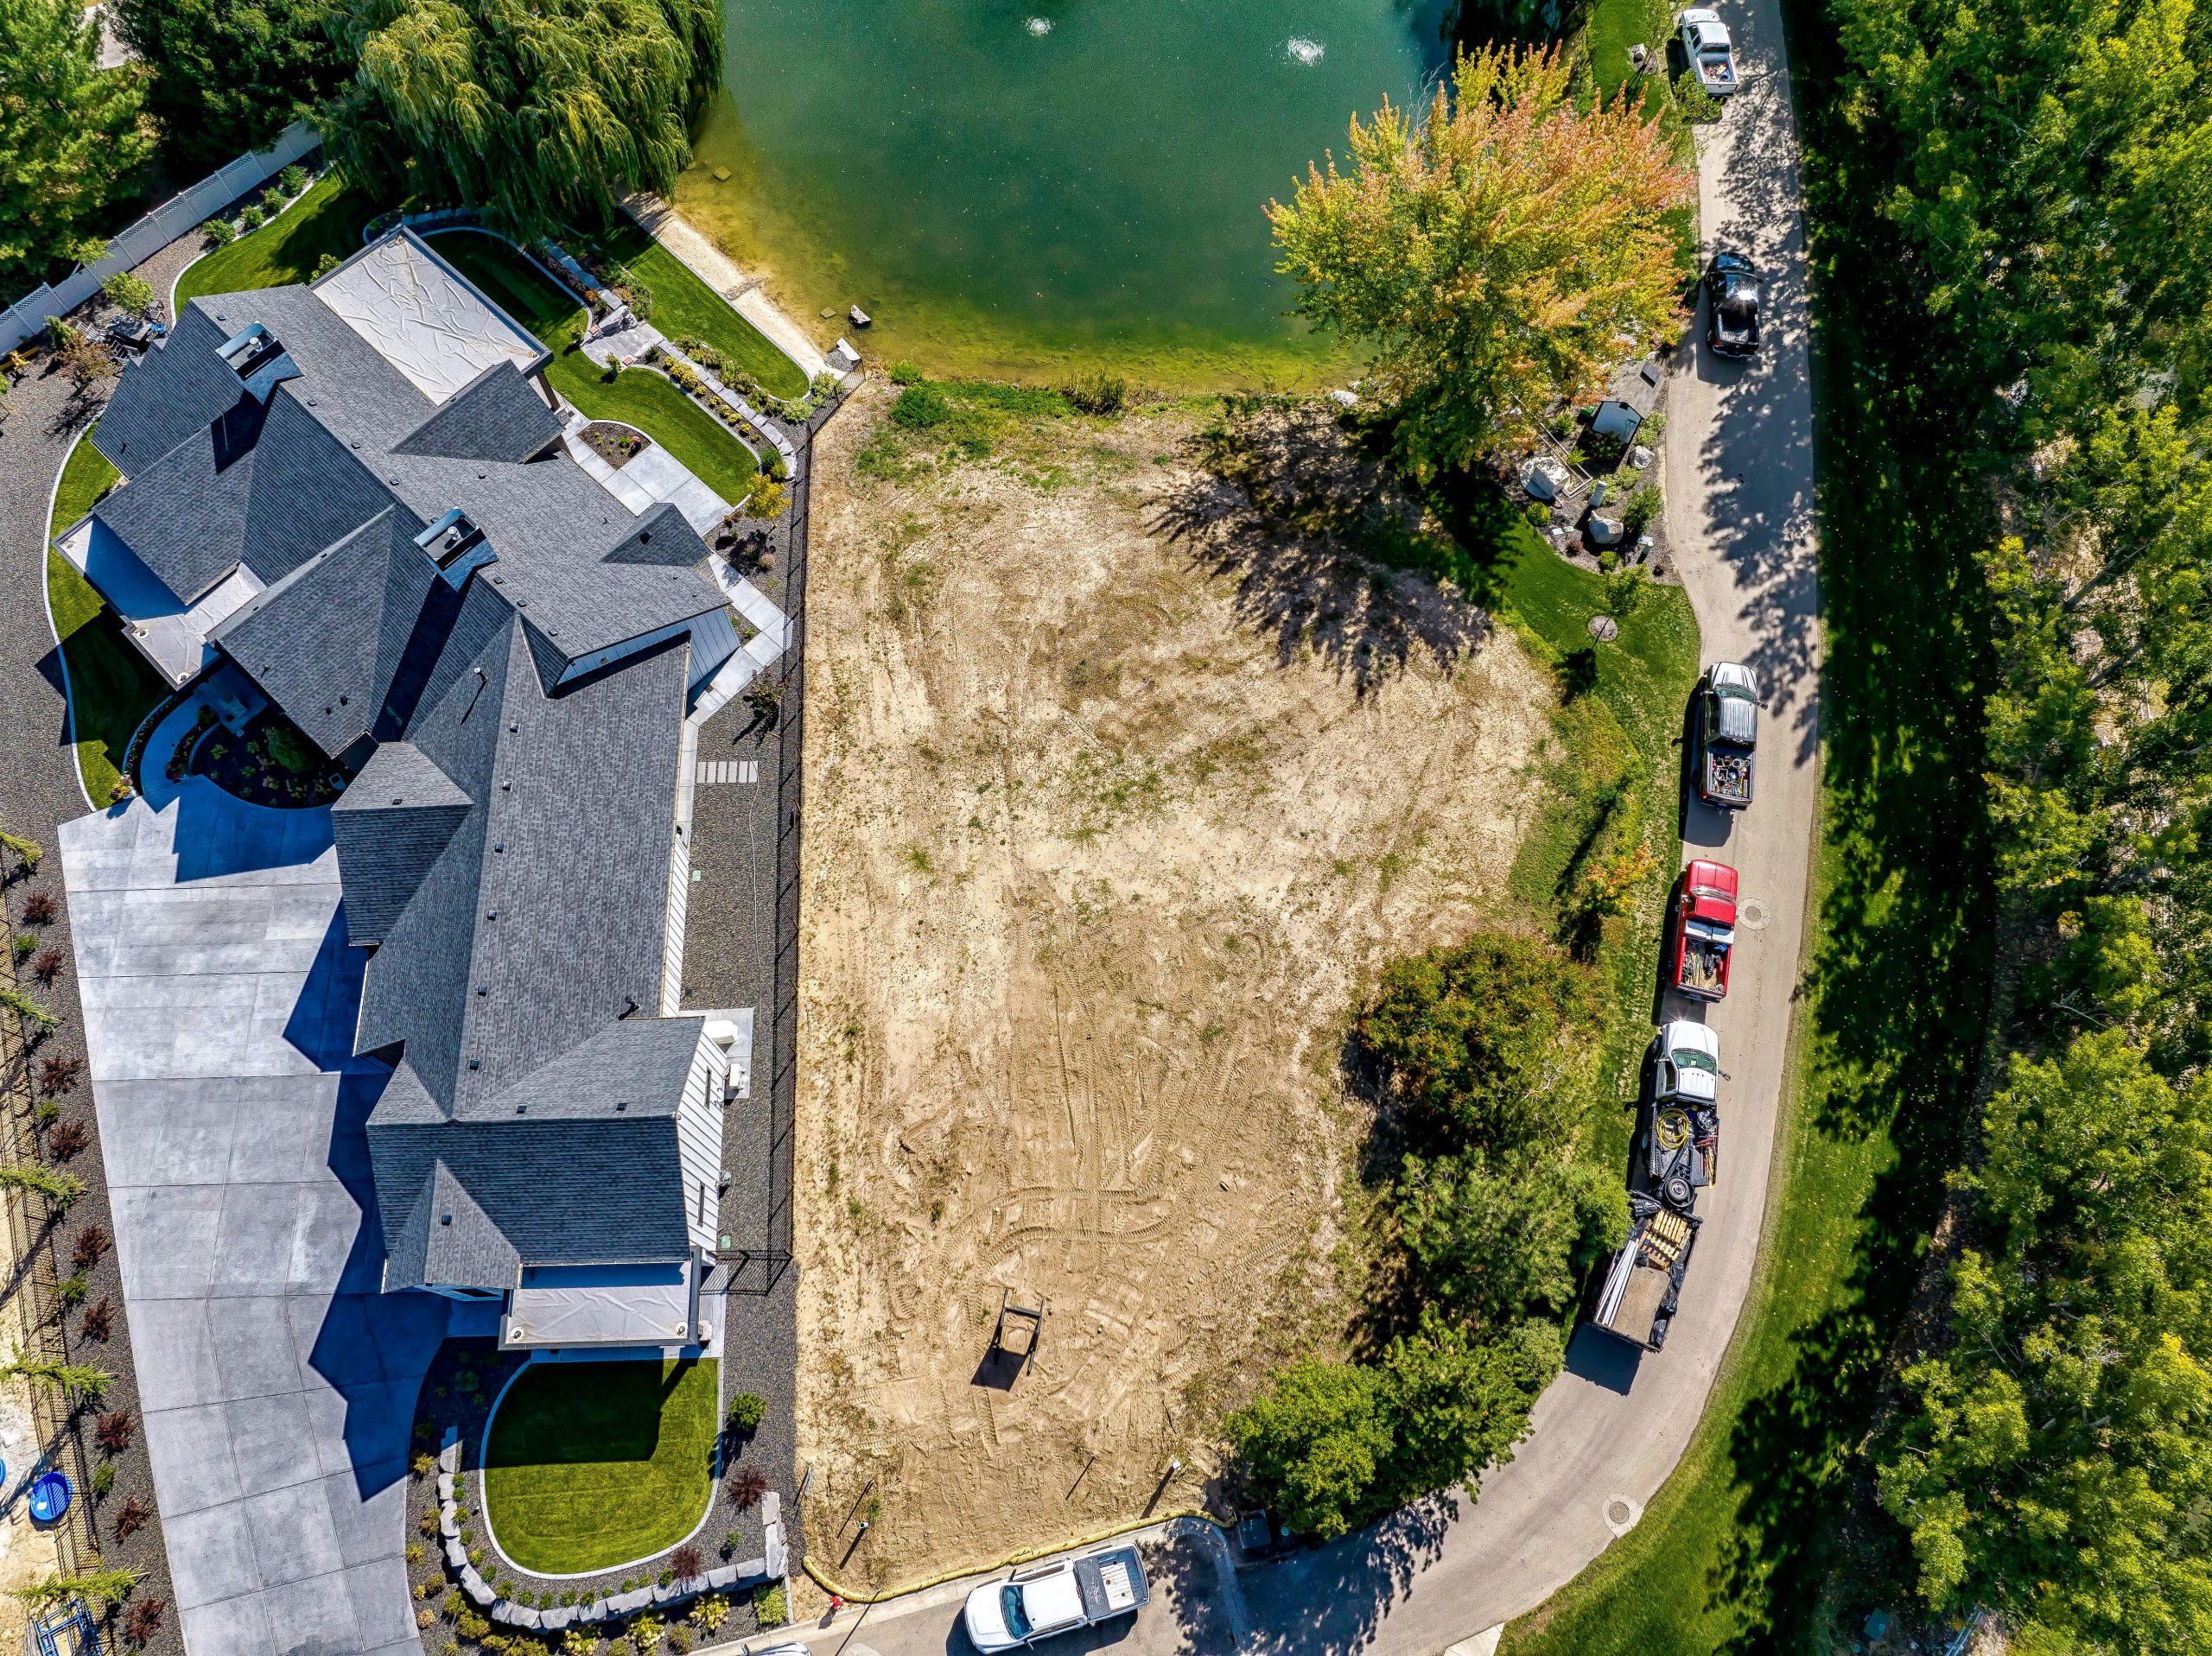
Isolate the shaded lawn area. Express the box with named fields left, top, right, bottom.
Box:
left=429, top=231, right=760, bottom=504
left=47, top=429, right=164, bottom=804
left=484, top=1358, right=719, bottom=1574
left=1501, top=0, right=1995, bottom=1648
left=175, top=174, right=380, bottom=304
left=600, top=218, right=810, bottom=401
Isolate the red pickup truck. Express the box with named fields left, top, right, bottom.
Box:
left=1666, top=859, right=1738, bottom=1001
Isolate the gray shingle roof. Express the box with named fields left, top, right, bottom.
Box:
left=213, top=507, right=439, bottom=756
left=391, top=361, right=563, bottom=463
left=90, top=406, right=258, bottom=605
left=330, top=740, right=472, bottom=946
left=90, top=307, right=253, bottom=473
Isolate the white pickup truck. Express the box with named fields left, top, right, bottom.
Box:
left=1675, top=9, right=1741, bottom=95
left=963, top=1546, right=1151, bottom=1652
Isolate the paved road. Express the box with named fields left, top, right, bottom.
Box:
left=770, top=6, right=1821, bottom=1656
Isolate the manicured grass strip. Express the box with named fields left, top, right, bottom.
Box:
left=47, top=429, right=164, bottom=804
left=175, top=174, right=379, bottom=305
left=483, top=1358, right=718, bottom=1575
left=429, top=231, right=760, bottom=504
left=601, top=219, right=810, bottom=400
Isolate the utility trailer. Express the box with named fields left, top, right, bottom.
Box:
left=1646, top=1098, right=1719, bottom=1210
left=1592, top=1196, right=1701, bottom=1352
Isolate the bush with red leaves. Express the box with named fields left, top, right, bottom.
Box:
left=122, top=1598, right=163, bottom=1646
left=114, top=1496, right=150, bottom=1540
left=727, top=1464, right=768, bottom=1509
left=671, top=1544, right=703, bottom=1581
left=20, top=892, right=54, bottom=925
left=94, top=1410, right=133, bottom=1455
left=30, top=947, right=62, bottom=984
left=80, top=1298, right=111, bottom=1342
left=38, top=1055, right=80, bottom=1097
left=48, top=1120, right=86, bottom=1160
left=73, top=1222, right=110, bottom=1271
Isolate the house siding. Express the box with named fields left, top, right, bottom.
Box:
left=677, top=1031, right=728, bottom=1251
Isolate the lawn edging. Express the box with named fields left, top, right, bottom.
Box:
left=475, top=1354, right=726, bottom=1583
left=40, top=425, right=96, bottom=815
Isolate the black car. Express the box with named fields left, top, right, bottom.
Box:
left=1705, top=251, right=1761, bottom=358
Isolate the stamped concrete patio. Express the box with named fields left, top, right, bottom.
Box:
left=60, top=784, right=484, bottom=1656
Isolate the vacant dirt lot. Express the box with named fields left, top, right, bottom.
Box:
left=794, top=385, right=1554, bottom=1589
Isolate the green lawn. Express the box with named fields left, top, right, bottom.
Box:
left=428, top=231, right=761, bottom=504
left=47, top=429, right=165, bottom=804
left=1502, top=0, right=1997, bottom=1645
left=174, top=174, right=380, bottom=305
left=1495, top=522, right=1702, bottom=1151
left=599, top=219, right=810, bottom=400
left=483, top=1358, right=719, bottom=1574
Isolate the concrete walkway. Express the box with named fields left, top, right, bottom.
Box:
left=60, top=786, right=482, bottom=1656
left=622, top=194, right=830, bottom=381
left=562, top=410, right=729, bottom=536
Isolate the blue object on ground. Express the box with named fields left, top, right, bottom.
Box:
left=28, top=1470, right=72, bottom=1523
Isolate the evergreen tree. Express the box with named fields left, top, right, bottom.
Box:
left=0, top=0, right=150, bottom=287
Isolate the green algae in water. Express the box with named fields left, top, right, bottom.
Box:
left=683, top=0, right=1453, bottom=389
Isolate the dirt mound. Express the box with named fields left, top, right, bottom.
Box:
left=794, top=384, right=1554, bottom=1589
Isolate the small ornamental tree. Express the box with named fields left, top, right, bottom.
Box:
left=1268, top=44, right=1694, bottom=479
left=1224, top=1359, right=1394, bottom=1540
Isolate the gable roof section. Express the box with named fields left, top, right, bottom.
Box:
left=90, top=307, right=252, bottom=473
left=391, top=361, right=562, bottom=463
left=351, top=579, right=690, bottom=1114
left=213, top=507, right=439, bottom=757
left=331, top=740, right=473, bottom=947
left=90, top=410, right=258, bottom=606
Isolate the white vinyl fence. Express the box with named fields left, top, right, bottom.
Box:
left=0, top=122, right=320, bottom=353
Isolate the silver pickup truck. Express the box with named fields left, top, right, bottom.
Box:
left=963, top=1545, right=1152, bottom=1652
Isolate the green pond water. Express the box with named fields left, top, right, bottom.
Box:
left=681, top=0, right=1456, bottom=387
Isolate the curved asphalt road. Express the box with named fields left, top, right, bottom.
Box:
left=779, top=5, right=1822, bottom=1656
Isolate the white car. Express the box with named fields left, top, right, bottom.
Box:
left=1650, top=1019, right=1722, bottom=1105
left=1675, top=8, right=1741, bottom=94
left=963, top=1546, right=1151, bottom=1652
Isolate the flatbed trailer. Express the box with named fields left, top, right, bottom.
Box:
left=1592, top=1196, right=1701, bottom=1351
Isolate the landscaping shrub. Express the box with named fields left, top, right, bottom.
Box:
left=1619, top=483, right=1662, bottom=539
left=1524, top=501, right=1551, bottom=529
left=92, top=1462, right=113, bottom=1499
left=259, top=187, right=286, bottom=214
left=100, top=271, right=155, bottom=318
left=121, top=1597, right=162, bottom=1646
left=40, top=1057, right=82, bottom=1100
left=200, top=218, right=236, bottom=245
left=94, top=1410, right=132, bottom=1453
left=276, top=165, right=307, bottom=195
left=21, top=891, right=54, bottom=925
left=73, top=1221, right=111, bottom=1269
left=890, top=385, right=949, bottom=428
left=58, top=1273, right=86, bottom=1306
left=238, top=205, right=264, bottom=231
left=113, top=1496, right=149, bottom=1539
left=79, top=1298, right=111, bottom=1342
left=669, top=1544, right=702, bottom=1581
left=753, top=1583, right=787, bottom=1627
left=32, top=946, right=62, bottom=983
left=1359, top=930, right=1597, bottom=1146
left=725, top=1392, right=766, bottom=1432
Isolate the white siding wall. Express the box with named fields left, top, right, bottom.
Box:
left=661, top=720, right=697, bottom=1017
left=677, top=1030, right=728, bottom=1251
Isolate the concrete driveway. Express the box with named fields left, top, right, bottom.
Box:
left=60, top=784, right=478, bottom=1656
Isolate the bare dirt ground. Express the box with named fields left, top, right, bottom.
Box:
left=795, top=384, right=1557, bottom=1589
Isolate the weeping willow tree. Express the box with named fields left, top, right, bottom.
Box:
left=320, top=0, right=722, bottom=237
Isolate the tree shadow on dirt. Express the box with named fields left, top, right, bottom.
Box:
left=1149, top=398, right=1497, bottom=697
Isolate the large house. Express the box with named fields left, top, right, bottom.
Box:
left=61, top=227, right=755, bottom=1355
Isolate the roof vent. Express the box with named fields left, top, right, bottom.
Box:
left=414, top=507, right=485, bottom=567
left=441, top=1213, right=453, bottom=1225
left=214, top=321, right=298, bottom=401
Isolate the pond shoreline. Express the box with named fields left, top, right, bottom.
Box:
left=626, top=191, right=832, bottom=381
